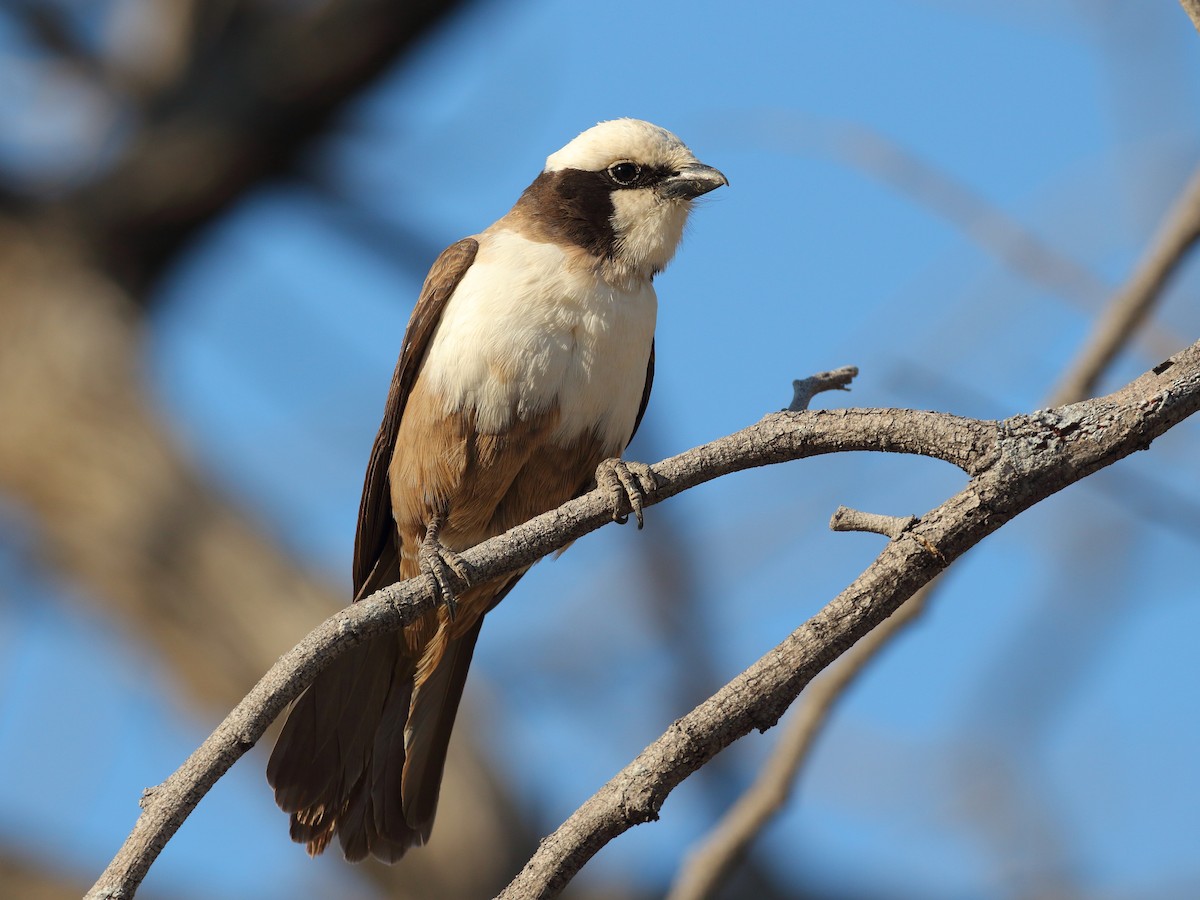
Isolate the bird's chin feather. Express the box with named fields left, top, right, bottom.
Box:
left=609, top=191, right=691, bottom=279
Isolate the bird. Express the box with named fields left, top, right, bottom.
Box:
left=267, top=118, right=727, bottom=862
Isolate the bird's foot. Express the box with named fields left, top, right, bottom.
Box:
left=596, top=458, right=657, bottom=529
left=418, top=520, right=470, bottom=621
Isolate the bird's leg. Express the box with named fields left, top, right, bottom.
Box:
left=595, top=458, right=658, bottom=529
left=418, top=513, right=470, bottom=620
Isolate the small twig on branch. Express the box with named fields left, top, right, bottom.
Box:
left=787, top=366, right=858, bottom=411
left=829, top=506, right=916, bottom=539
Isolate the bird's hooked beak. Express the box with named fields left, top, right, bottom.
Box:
left=658, top=162, right=729, bottom=200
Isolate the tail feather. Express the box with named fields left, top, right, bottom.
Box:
left=267, top=633, right=407, bottom=857
left=268, top=565, right=523, bottom=862
left=338, top=658, right=418, bottom=862
left=400, top=617, right=484, bottom=836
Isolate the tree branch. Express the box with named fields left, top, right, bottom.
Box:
left=87, top=344, right=1200, bottom=898
left=81, top=400, right=979, bottom=898
left=497, top=341, right=1200, bottom=900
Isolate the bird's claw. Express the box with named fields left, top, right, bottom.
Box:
left=418, top=527, right=470, bottom=620
left=596, top=458, right=657, bottom=529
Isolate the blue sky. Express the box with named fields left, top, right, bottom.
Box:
left=3, top=2, right=1200, bottom=897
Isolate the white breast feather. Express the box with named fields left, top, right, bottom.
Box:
left=420, top=229, right=657, bottom=454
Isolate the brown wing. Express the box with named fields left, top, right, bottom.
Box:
left=627, top=339, right=655, bottom=447
left=352, top=238, right=479, bottom=598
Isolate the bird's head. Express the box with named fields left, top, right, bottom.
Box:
left=513, top=118, right=727, bottom=281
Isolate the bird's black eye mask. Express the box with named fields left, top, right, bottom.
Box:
left=605, top=162, right=677, bottom=189
left=514, top=164, right=686, bottom=259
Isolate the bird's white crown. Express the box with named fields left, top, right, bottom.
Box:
left=544, top=118, right=698, bottom=173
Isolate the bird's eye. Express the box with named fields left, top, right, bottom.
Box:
left=608, top=162, right=641, bottom=185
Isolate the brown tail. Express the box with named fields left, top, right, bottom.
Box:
left=267, top=619, right=484, bottom=863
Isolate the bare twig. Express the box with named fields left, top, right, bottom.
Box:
left=787, top=366, right=859, bottom=411
left=828, top=506, right=916, bottom=539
